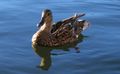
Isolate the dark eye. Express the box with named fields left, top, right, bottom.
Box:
left=47, top=13, right=50, bottom=16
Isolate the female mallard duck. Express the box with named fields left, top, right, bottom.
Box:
left=32, top=9, right=89, bottom=70
left=32, top=9, right=89, bottom=48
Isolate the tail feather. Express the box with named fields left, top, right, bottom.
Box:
left=77, top=19, right=89, bottom=31
left=82, top=21, right=89, bottom=31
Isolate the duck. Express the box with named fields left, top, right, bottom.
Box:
left=32, top=9, right=89, bottom=70
left=32, top=9, right=89, bottom=48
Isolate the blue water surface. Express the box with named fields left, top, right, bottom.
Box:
left=0, top=0, right=120, bottom=74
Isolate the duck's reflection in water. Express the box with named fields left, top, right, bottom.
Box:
left=32, top=34, right=84, bottom=70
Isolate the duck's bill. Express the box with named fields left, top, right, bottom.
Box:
left=37, top=23, right=40, bottom=28
left=37, top=16, right=45, bottom=28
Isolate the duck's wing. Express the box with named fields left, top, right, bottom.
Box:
left=51, top=13, right=85, bottom=33
left=41, top=13, right=86, bottom=46
left=51, top=24, right=76, bottom=46
left=60, top=13, right=85, bottom=25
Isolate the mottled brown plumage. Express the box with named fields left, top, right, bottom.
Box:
left=32, top=9, right=89, bottom=47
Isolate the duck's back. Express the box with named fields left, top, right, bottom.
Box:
left=51, top=23, right=77, bottom=45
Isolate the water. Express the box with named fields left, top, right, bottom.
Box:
left=0, top=0, right=120, bottom=74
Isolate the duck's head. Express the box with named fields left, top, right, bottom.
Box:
left=37, top=9, right=53, bottom=28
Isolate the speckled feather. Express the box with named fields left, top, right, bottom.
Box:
left=35, top=21, right=83, bottom=47
left=32, top=12, right=89, bottom=47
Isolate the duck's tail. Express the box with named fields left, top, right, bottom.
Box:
left=77, top=19, right=89, bottom=31
left=73, top=19, right=89, bottom=37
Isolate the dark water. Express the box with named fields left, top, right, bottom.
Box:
left=0, top=0, right=120, bottom=74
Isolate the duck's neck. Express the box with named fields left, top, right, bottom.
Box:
left=39, top=22, right=52, bottom=33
